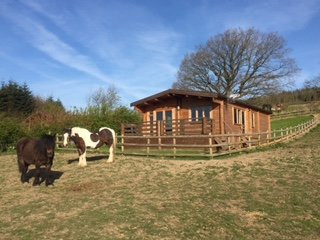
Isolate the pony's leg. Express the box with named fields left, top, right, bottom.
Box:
left=45, top=164, right=52, bottom=186
left=78, top=151, right=87, bottom=167
left=20, top=163, right=29, bottom=183
left=107, top=144, right=114, bottom=163
left=33, top=165, right=41, bottom=186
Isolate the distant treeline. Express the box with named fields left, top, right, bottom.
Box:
left=247, top=87, right=320, bottom=107
left=0, top=80, right=141, bottom=152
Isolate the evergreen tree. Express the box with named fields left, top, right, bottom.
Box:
left=0, top=80, right=35, bottom=116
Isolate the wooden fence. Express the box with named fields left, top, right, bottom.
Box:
left=56, top=116, right=318, bottom=159
left=117, top=117, right=318, bottom=158
left=122, top=117, right=215, bottom=136
left=271, top=109, right=319, bottom=119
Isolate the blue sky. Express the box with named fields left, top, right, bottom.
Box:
left=0, top=0, right=320, bottom=109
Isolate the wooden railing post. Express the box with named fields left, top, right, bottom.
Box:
left=248, top=135, right=252, bottom=149
left=208, top=133, right=213, bottom=158
left=157, top=121, right=161, bottom=136
left=147, top=137, right=150, bottom=156
left=121, top=136, right=124, bottom=154
left=202, top=117, right=207, bottom=135
left=120, top=125, right=125, bottom=154
left=227, top=136, right=231, bottom=151
left=173, top=134, right=176, bottom=158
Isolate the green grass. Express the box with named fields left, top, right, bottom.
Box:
left=1, top=125, right=320, bottom=239
left=271, top=115, right=313, bottom=130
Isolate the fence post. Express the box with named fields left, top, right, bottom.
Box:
left=208, top=133, right=213, bottom=158
left=121, top=136, right=124, bottom=154
left=248, top=135, right=252, bottom=149
left=173, top=134, right=176, bottom=159
left=258, top=133, right=261, bottom=146
left=273, top=131, right=276, bottom=140
left=121, top=126, right=125, bottom=154
left=147, top=137, right=150, bottom=157
left=227, top=136, right=231, bottom=151
left=157, top=121, right=162, bottom=150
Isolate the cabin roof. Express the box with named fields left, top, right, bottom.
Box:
left=130, top=89, right=272, bottom=114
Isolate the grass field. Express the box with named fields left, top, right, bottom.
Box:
left=1, top=126, right=320, bottom=239
left=271, top=115, right=313, bottom=130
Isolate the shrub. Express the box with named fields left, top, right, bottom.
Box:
left=0, top=116, right=25, bottom=151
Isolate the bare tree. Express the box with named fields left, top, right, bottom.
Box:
left=304, top=74, right=320, bottom=89
left=173, top=28, right=299, bottom=98
left=87, top=85, right=120, bottom=113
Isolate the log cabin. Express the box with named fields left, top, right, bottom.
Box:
left=128, top=89, right=272, bottom=136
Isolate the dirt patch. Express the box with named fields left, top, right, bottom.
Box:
left=67, top=181, right=103, bottom=193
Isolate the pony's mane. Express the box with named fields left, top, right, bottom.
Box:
left=38, top=134, right=56, bottom=148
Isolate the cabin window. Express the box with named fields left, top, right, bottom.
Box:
left=165, top=111, right=172, bottom=122
left=234, top=108, right=245, bottom=125
left=156, top=111, right=163, bottom=121
left=165, top=110, right=172, bottom=133
left=191, top=106, right=211, bottom=121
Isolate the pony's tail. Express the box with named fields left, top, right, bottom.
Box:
left=16, top=139, right=26, bottom=173
left=110, top=129, right=116, bottom=148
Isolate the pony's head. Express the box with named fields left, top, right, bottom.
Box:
left=41, top=134, right=56, bottom=158
left=63, top=128, right=72, bottom=147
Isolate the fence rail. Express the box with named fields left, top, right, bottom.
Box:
left=271, top=109, right=319, bottom=119
left=122, top=117, right=215, bottom=136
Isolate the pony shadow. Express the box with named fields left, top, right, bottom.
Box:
left=67, top=155, right=107, bottom=164
left=24, top=168, right=64, bottom=186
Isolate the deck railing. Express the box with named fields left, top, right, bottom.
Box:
left=122, top=117, right=215, bottom=136
left=117, top=117, right=318, bottom=158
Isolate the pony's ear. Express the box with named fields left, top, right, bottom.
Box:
left=63, top=128, right=71, bottom=133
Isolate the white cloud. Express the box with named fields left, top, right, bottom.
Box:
left=223, top=0, right=320, bottom=32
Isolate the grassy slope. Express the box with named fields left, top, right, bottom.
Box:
left=0, top=126, right=320, bottom=239
left=271, top=115, right=313, bottom=130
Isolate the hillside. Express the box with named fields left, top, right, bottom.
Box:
left=0, top=125, right=319, bottom=239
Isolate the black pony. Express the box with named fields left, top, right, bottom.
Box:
left=16, top=134, right=56, bottom=186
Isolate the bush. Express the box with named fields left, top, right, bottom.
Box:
left=0, top=116, right=25, bottom=151
left=67, top=106, right=142, bottom=134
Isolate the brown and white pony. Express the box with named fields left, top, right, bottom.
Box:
left=63, top=127, right=115, bottom=166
